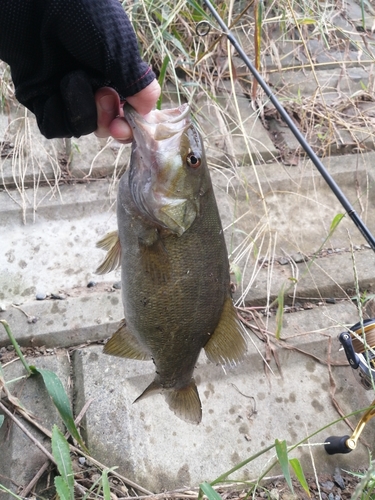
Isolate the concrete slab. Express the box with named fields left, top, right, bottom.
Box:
left=0, top=352, right=71, bottom=495
left=212, top=152, right=375, bottom=259
left=0, top=180, right=119, bottom=305
left=72, top=301, right=375, bottom=492
left=0, top=287, right=122, bottom=349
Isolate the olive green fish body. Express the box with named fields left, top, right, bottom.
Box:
left=118, top=168, right=229, bottom=389
left=99, top=105, right=247, bottom=424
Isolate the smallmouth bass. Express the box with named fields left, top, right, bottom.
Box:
left=97, top=104, right=247, bottom=424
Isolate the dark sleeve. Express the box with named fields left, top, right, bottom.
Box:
left=0, top=0, right=156, bottom=138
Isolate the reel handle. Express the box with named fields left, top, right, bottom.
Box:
left=324, top=435, right=352, bottom=455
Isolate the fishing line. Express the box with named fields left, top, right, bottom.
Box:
left=200, top=0, right=375, bottom=253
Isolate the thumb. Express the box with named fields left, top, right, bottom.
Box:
left=126, top=79, right=161, bottom=116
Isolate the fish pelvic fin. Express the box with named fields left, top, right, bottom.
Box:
left=103, top=320, right=151, bottom=360
left=204, top=297, right=247, bottom=366
left=134, top=378, right=202, bottom=425
left=95, top=231, right=121, bottom=274
left=165, top=380, right=202, bottom=425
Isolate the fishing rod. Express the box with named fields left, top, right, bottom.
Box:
left=201, top=0, right=375, bottom=253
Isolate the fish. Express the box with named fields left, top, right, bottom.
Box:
left=96, top=103, right=247, bottom=424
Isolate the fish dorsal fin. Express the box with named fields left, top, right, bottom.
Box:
left=95, top=231, right=121, bottom=274
left=204, top=297, right=247, bottom=366
left=165, top=380, right=202, bottom=425
left=103, top=320, right=151, bottom=360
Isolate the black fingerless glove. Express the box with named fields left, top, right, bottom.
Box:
left=0, top=0, right=156, bottom=138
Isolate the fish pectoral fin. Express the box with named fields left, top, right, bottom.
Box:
left=96, top=231, right=121, bottom=274
left=165, top=380, right=202, bottom=425
left=103, top=320, right=151, bottom=360
left=204, top=297, right=247, bottom=366
left=140, top=237, right=170, bottom=284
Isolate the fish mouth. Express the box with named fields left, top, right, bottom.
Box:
left=124, top=103, right=190, bottom=142
left=125, top=103, right=199, bottom=235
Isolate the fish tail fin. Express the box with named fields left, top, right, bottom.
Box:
left=204, top=297, right=247, bottom=366
left=134, top=378, right=202, bottom=425
left=165, top=380, right=202, bottom=425
left=95, top=230, right=121, bottom=274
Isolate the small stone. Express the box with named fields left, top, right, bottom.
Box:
left=78, top=457, right=86, bottom=465
left=291, top=252, right=306, bottom=263
left=333, top=468, right=345, bottom=490
left=270, top=489, right=279, bottom=500
left=0, top=304, right=6, bottom=312
left=51, top=293, right=66, bottom=300
left=112, top=281, right=122, bottom=290
left=27, top=316, right=39, bottom=324
left=326, top=298, right=336, bottom=304
left=36, top=292, right=47, bottom=300
left=87, top=281, right=97, bottom=288
left=321, top=480, right=334, bottom=490
left=6, top=345, right=14, bottom=351
left=278, top=257, right=289, bottom=265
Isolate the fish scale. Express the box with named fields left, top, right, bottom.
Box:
left=97, top=104, right=247, bottom=424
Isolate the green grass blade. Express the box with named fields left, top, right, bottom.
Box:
left=185, top=0, right=210, bottom=20
left=289, top=458, right=310, bottom=496
left=252, top=0, right=263, bottom=100
left=102, top=469, right=111, bottom=500
left=157, top=55, right=170, bottom=110
left=0, top=415, right=4, bottom=428
left=329, top=213, right=344, bottom=234
left=30, top=366, right=88, bottom=452
left=54, top=476, right=71, bottom=500
left=0, top=484, right=24, bottom=499
left=275, top=439, right=294, bottom=494
left=0, top=320, right=31, bottom=375
left=52, top=425, right=74, bottom=496
left=199, top=482, right=222, bottom=500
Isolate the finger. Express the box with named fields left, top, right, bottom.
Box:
left=95, top=87, right=121, bottom=138
left=126, top=79, right=161, bottom=116
left=108, top=117, right=133, bottom=143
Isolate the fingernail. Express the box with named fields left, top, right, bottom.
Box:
left=99, top=95, right=116, bottom=112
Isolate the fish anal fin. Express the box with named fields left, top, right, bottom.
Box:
left=165, top=380, right=202, bottom=425
left=204, top=297, right=247, bottom=366
left=96, top=231, right=121, bottom=275
left=103, top=320, right=151, bottom=360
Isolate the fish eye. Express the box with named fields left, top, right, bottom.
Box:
left=186, top=152, right=201, bottom=168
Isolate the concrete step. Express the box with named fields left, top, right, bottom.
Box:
left=67, top=301, right=375, bottom=491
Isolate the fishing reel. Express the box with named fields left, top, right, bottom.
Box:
left=324, top=318, right=375, bottom=455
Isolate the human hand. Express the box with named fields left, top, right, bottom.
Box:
left=95, top=79, right=161, bottom=142
left=0, top=0, right=158, bottom=139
